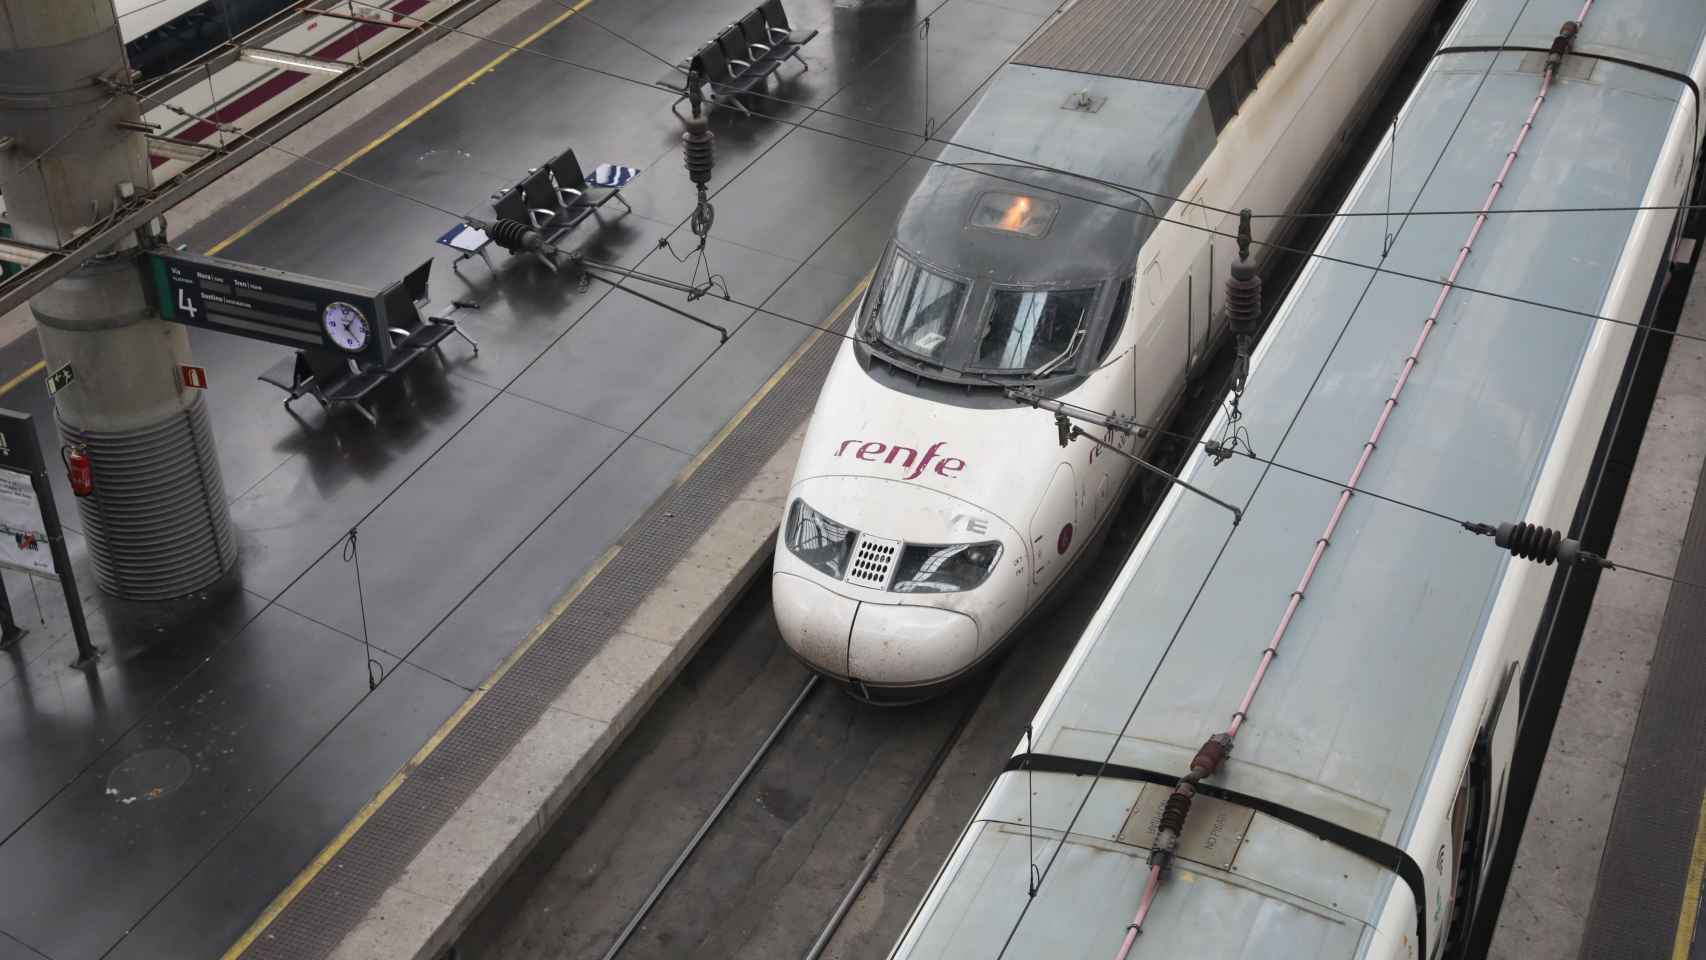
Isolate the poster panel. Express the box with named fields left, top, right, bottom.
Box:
left=0, top=467, right=55, bottom=578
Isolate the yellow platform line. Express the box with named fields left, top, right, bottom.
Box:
left=669, top=275, right=869, bottom=489
left=209, top=0, right=599, bottom=257
left=1672, top=789, right=1706, bottom=960
left=0, top=360, right=46, bottom=399
left=222, top=274, right=867, bottom=955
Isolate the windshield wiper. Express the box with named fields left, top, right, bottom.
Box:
left=1027, top=327, right=1086, bottom=379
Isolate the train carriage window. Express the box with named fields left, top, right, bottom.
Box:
left=871, top=253, right=968, bottom=364
left=972, top=287, right=1096, bottom=372
left=1098, top=278, right=1134, bottom=362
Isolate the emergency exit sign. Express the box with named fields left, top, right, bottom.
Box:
left=45, top=363, right=73, bottom=396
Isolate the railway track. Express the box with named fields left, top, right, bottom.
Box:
left=591, top=669, right=981, bottom=960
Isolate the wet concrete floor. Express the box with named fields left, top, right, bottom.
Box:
left=0, top=0, right=1061, bottom=956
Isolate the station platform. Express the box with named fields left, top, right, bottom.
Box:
left=0, top=0, right=1063, bottom=957
left=1486, top=234, right=1706, bottom=957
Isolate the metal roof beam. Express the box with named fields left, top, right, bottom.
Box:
left=0, top=0, right=502, bottom=316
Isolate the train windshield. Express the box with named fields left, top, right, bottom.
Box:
left=871, top=254, right=967, bottom=364
left=971, top=287, right=1096, bottom=373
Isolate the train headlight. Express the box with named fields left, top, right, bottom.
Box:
left=785, top=498, right=860, bottom=579
left=890, top=541, right=1003, bottom=594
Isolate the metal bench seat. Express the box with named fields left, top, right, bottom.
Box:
left=670, top=1, right=815, bottom=118
left=756, top=0, right=816, bottom=65
left=691, top=39, right=766, bottom=114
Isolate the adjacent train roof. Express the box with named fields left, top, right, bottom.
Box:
left=1015, top=0, right=1277, bottom=88
left=900, top=0, right=1706, bottom=954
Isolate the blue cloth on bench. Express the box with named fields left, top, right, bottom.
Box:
left=587, top=163, right=640, bottom=188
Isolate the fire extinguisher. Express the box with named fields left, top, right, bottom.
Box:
left=63, top=445, right=93, bottom=498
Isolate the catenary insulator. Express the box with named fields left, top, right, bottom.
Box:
left=488, top=219, right=542, bottom=252
left=1188, top=734, right=1232, bottom=781
left=1495, top=521, right=1587, bottom=566
left=683, top=115, right=715, bottom=187
left=1225, top=258, right=1262, bottom=339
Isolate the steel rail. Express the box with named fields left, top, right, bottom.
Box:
left=802, top=687, right=983, bottom=960
left=599, top=674, right=821, bottom=960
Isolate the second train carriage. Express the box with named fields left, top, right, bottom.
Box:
left=889, top=0, right=1706, bottom=955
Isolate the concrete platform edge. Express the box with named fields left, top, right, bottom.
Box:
left=324, top=427, right=804, bottom=960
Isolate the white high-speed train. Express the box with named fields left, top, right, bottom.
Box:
left=773, top=0, right=1443, bottom=702
left=118, top=0, right=290, bottom=79
left=890, top=0, right=1706, bottom=956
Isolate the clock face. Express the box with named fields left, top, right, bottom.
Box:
left=322, top=302, right=370, bottom=353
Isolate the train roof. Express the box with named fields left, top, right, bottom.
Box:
left=893, top=164, right=1150, bottom=286
left=1015, top=0, right=1275, bottom=89
left=894, top=65, right=1217, bottom=283
left=897, top=0, right=1706, bottom=955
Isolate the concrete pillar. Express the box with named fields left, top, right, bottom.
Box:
left=0, top=0, right=234, bottom=599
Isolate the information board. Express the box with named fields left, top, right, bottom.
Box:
left=145, top=251, right=401, bottom=365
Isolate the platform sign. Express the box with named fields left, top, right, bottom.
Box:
left=144, top=251, right=399, bottom=365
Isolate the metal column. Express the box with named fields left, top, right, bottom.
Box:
left=0, top=0, right=235, bottom=599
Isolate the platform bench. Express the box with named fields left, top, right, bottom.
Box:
left=258, top=261, right=477, bottom=424
left=483, top=147, right=636, bottom=271
left=668, top=0, right=817, bottom=117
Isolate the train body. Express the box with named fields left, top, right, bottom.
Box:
left=118, top=0, right=295, bottom=79
left=888, top=0, right=1706, bottom=955
left=773, top=0, right=1443, bottom=701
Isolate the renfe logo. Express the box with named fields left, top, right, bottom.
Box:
left=835, top=440, right=966, bottom=481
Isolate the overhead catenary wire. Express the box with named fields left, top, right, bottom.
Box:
left=118, top=4, right=1706, bottom=593
left=6, top=3, right=1685, bottom=356
left=125, top=75, right=1706, bottom=596
left=357, top=0, right=1706, bottom=226
left=251, top=2, right=1706, bottom=355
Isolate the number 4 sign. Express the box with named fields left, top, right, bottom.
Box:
left=180, top=365, right=207, bottom=390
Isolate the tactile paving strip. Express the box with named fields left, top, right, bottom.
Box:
left=239, top=319, right=847, bottom=960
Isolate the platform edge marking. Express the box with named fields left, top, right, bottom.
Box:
left=0, top=360, right=46, bottom=399
left=1672, top=790, right=1706, bottom=960
left=219, top=539, right=620, bottom=960
left=220, top=274, right=864, bottom=959
left=207, top=0, right=598, bottom=257
left=669, top=274, right=869, bottom=490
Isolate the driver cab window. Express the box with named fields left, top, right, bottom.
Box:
left=972, top=287, right=1095, bottom=372
left=871, top=253, right=967, bottom=364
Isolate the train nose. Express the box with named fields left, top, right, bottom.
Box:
left=847, top=603, right=978, bottom=687
left=773, top=572, right=857, bottom=675
left=774, top=571, right=981, bottom=690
